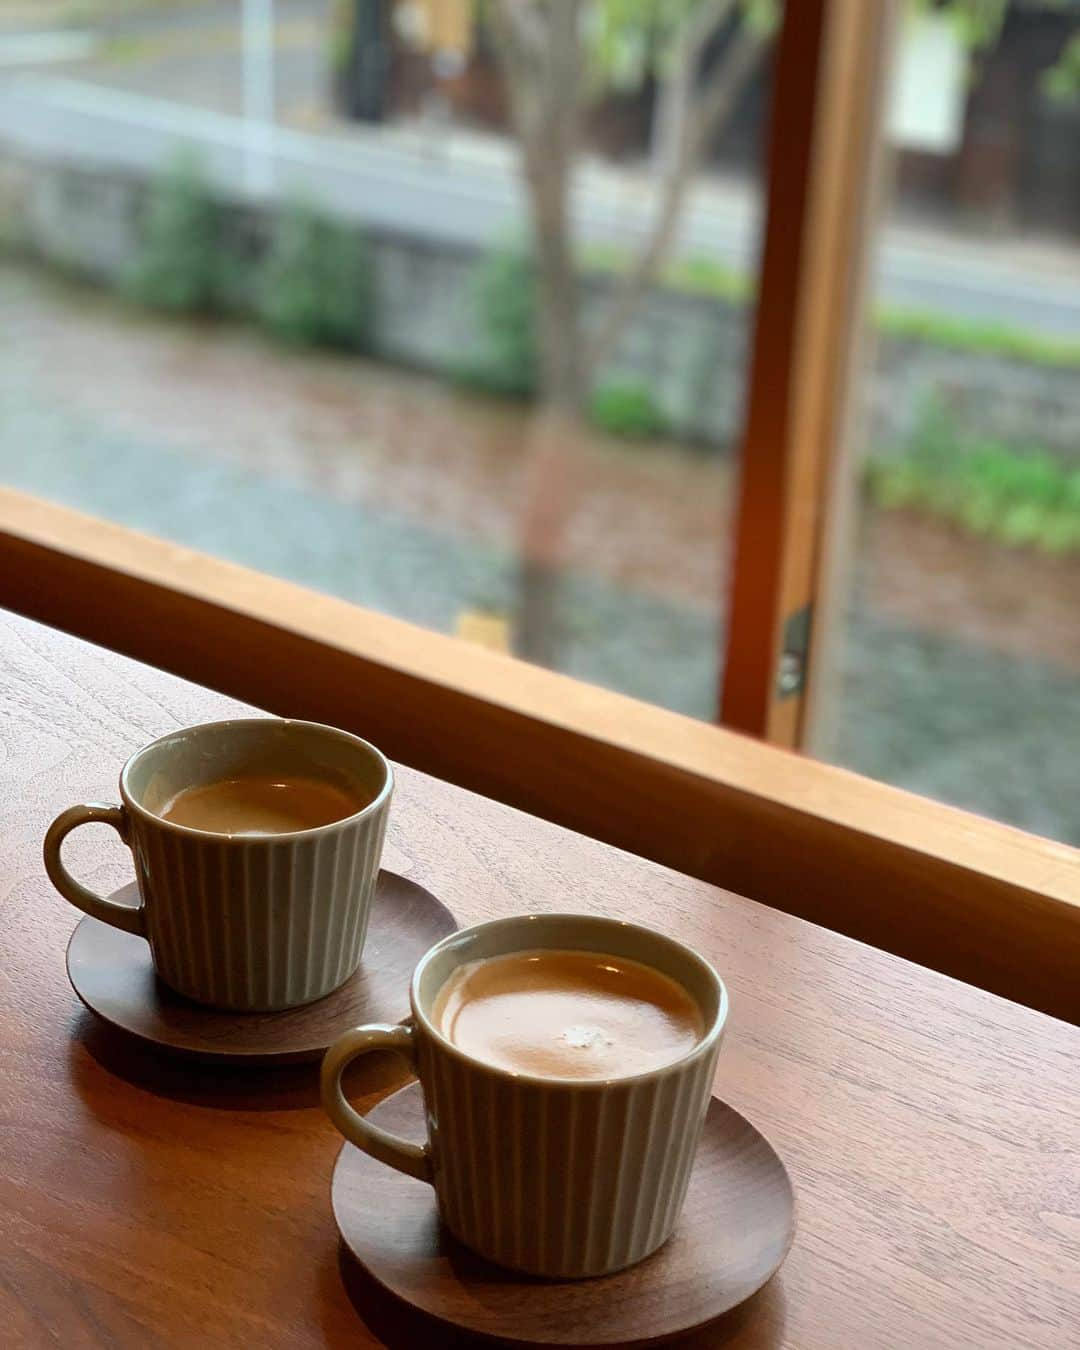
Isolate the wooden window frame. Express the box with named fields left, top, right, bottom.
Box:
left=2, top=491, right=1077, bottom=1023
left=721, top=0, right=897, bottom=745
left=1, top=0, right=1076, bottom=1023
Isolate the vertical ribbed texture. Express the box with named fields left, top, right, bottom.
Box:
left=132, top=792, right=390, bottom=1011
left=415, top=1030, right=722, bottom=1279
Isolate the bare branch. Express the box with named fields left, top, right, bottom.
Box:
left=688, top=18, right=770, bottom=162
left=491, top=0, right=587, bottom=405
left=680, top=0, right=740, bottom=67
left=490, top=1, right=586, bottom=168
left=585, top=20, right=769, bottom=383
left=543, top=0, right=587, bottom=158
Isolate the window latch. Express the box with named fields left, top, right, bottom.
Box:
left=777, top=604, right=812, bottom=699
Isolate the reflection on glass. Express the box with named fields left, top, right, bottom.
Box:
left=818, top=3, right=1080, bottom=844
left=0, top=0, right=781, bottom=719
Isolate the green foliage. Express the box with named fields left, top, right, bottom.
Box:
left=865, top=403, right=1080, bottom=555
left=124, top=152, right=223, bottom=314
left=589, top=0, right=697, bottom=92
left=462, top=246, right=537, bottom=398
left=581, top=241, right=629, bottom=275
left=664, top=254, right=751, bottom=303
left=586, top=244, right=751, bottom=304
left=100, top=35, right=150, bottom=64
left=590, top=380, right=666, bottom=438
left=591, top=243, right=1080, bottom=369
left=1043, top=32, right=1080, bottom=106
left=931, top=0, right=1007, bottom=53
left=328, top=0, right=354, bottom=76
left=465, top=240, right=675, bottom=435
left=256, top=200, right=372, bottom=350
left=876, top=307, right=1080, bottom=369
left=588, top=0, right=779, bottom=92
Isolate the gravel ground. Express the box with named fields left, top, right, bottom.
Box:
left=830, top=613, right=1079, bottom=842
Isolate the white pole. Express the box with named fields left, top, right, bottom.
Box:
left=242, top=0, right=275, bottom=198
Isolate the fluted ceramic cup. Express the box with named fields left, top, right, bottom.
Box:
left=321, top=913, right=727, bottom=1279
left=44, top=719, right=392, bottom=1011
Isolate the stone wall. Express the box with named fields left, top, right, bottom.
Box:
left=869, top=338, right=1080, bottom=459
left=5, top=156, right=1078, bottom=459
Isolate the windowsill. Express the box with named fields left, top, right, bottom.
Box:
left=1, top=486, right=1077, bottom=1022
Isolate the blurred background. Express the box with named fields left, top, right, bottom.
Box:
left=0, top=0, right=1077, bottom=841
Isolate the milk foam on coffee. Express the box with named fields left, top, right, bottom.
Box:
left=432, top=948, right=703, bottom=1080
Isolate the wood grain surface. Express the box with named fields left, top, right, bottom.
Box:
left=332, top=1082, right=795, bottom=1346
left=1, top=610, right=1078, bottom=1349
left=65, top=873, right=455, bottom=1062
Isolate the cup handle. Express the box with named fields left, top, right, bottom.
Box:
left=321, top=1023, right=434, bottom=1185
left=43, top=803, right=147, bottom=938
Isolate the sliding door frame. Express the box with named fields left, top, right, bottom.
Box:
left=721, top=0, right=898, bottom=747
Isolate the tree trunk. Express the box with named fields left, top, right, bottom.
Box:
left=489, top=1, right=773, bottom=673
left=512, top=404, right=583, bottom=666
left=487, top=1, right=587, bottom=667
left=529, top=171, right=585, bottom=410
left=586, top=21, right=769, bottom=382
left=486, top=1, right=586, bottom=409
left=513, top=127, right=587, bottom=664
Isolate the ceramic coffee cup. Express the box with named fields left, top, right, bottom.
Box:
left=44, top=718, right=392, bottom=1011
left=321, top=913, right=727, bottom=1279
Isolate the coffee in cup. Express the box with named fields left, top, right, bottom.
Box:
left=322, top=913, right=727, bottom=1279
left=431, top=947, right=704, bottom=1080
left=159, top=774, right=369, bottom=835
left=44, top=718, right=392, bottom=1011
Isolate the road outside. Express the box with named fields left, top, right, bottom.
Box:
left=0, top=0, right=1078, bottom=334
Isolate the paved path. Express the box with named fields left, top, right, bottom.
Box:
left=0, top=63, right=1078, bottom=336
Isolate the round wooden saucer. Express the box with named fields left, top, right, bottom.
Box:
left=332, top=1081, right=795, bottom=1347
left=66, top=871, right=455, bottom=1063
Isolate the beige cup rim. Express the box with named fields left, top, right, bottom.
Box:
left=118, top=717, right=393, bottom=842
left=410, top=912, right=728, bottom=1091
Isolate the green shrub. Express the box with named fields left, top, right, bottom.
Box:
left=256, top=200, right=372, bottom=349
left=865, top=403, right=1080, bottom=555
left=329, top=0, right=352, bottom=76
left=663, top=255, right=751, bottom=304
left=590, top=380, right=666, bottom=439
left=584, top=245, right=750, bottom=305
left=586, top=244, right=1080, bottom=371
left=461, top=246, right=537, bottom=397
left=124, top=152, right=224, bottom=313
left=875, top=307, right=1080, bottom=369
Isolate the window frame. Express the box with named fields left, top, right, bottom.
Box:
left=721, top=0, right=898, bottom=746
left=2, top=488, right=1077, bottom=1023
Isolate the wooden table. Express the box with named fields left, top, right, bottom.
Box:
left=2, top=610, right=1077, bottom=1350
